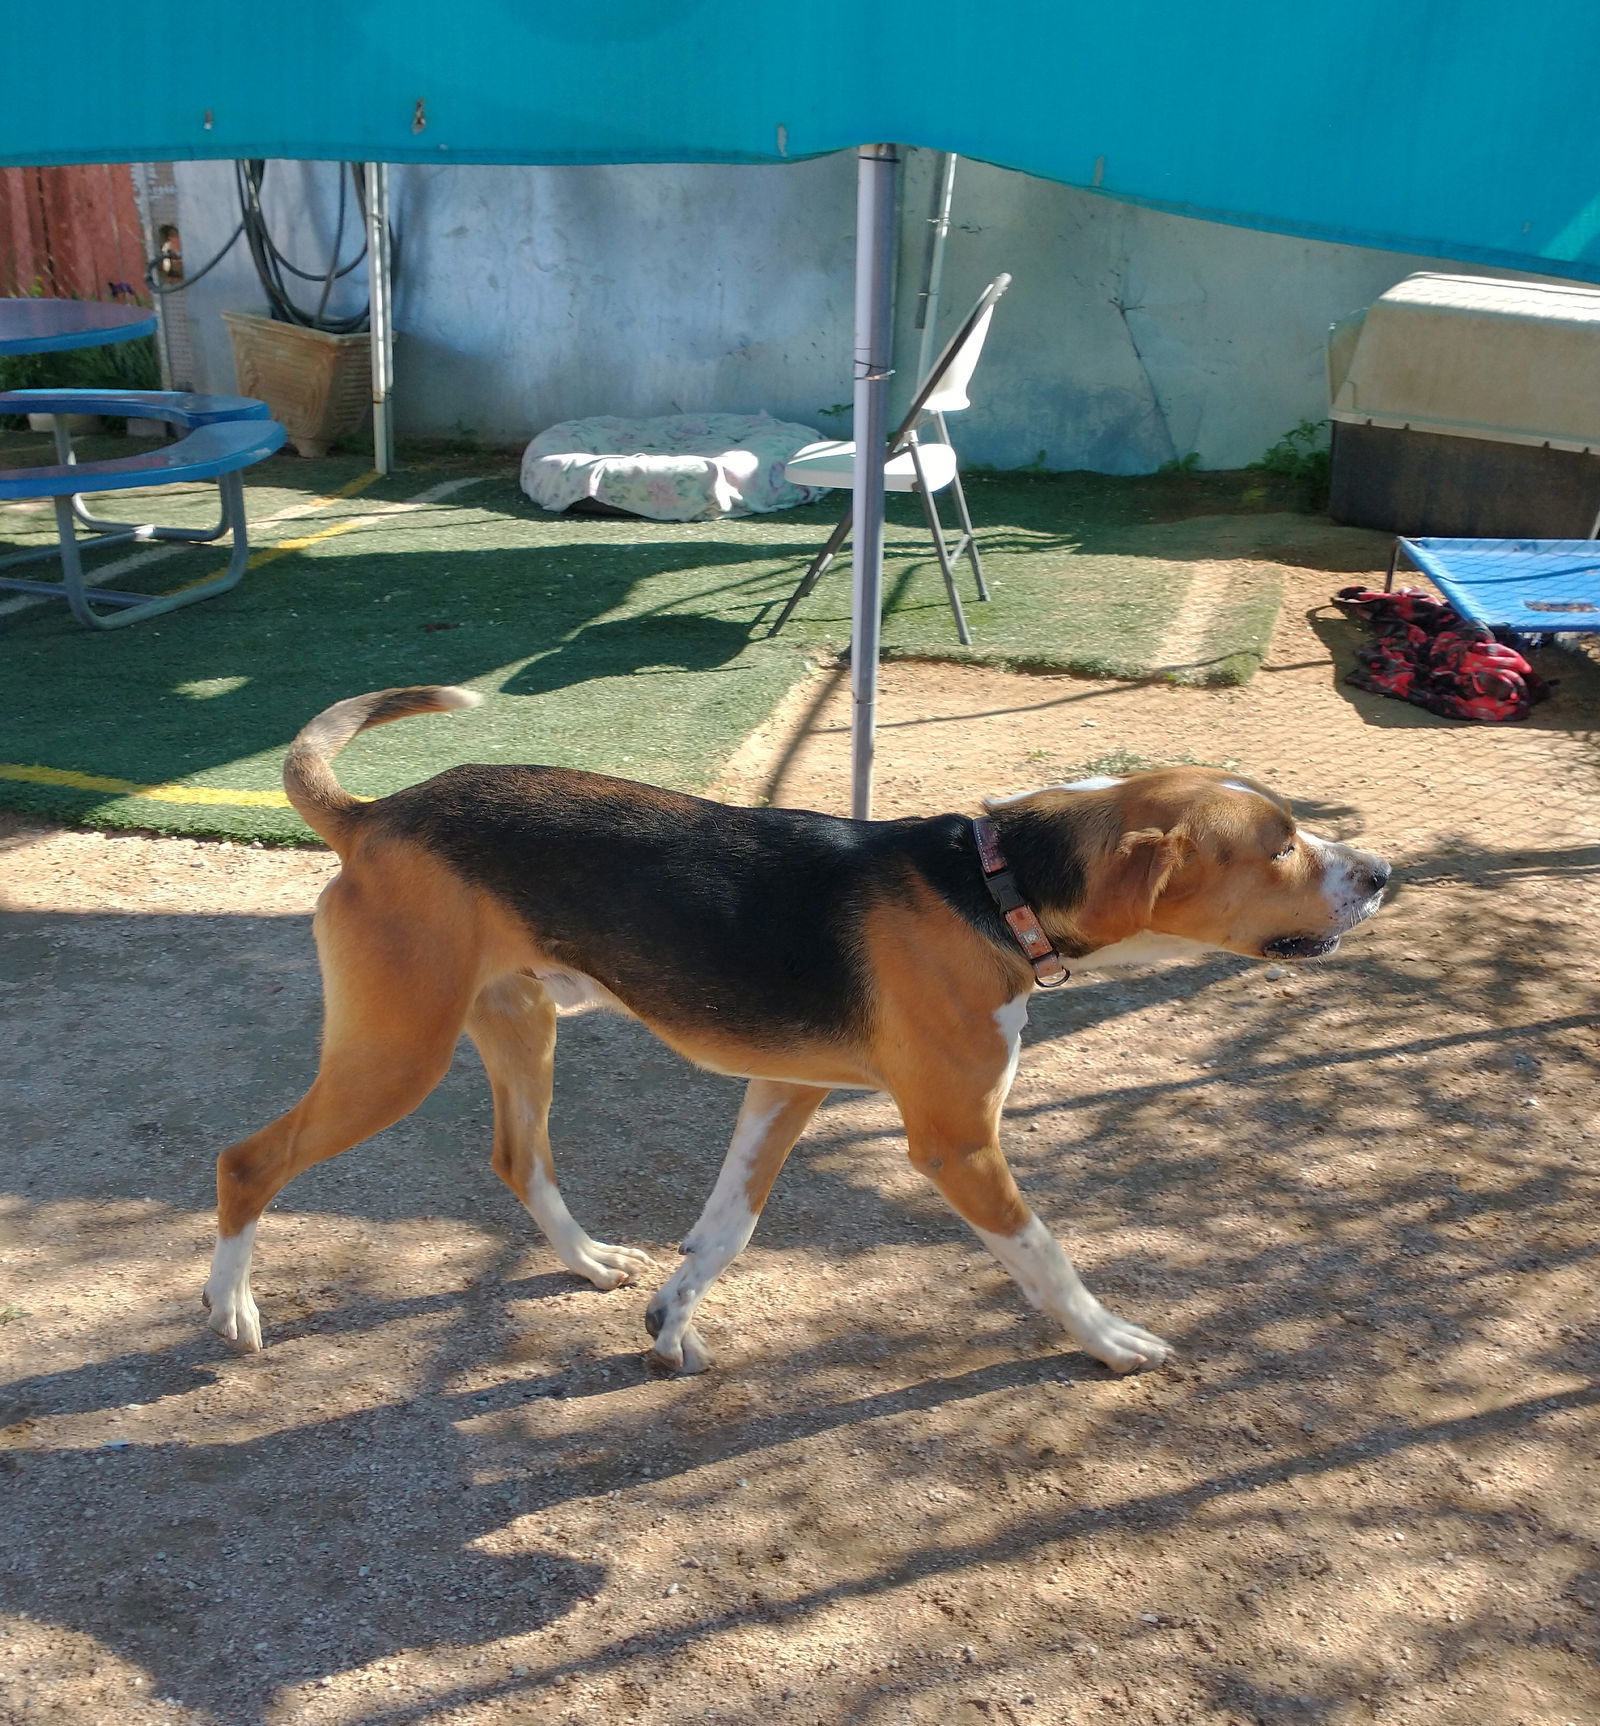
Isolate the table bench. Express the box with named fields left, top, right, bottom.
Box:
left=0, top=392, right=285, bottom=629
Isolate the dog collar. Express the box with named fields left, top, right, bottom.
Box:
left=971, top=817, right=1070, bottom=988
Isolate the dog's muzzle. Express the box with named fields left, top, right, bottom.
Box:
left=1266, top=855, right=1390, bottom=960
left=1264, top=931, right=1344, bottom=960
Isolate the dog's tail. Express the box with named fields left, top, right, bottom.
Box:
left=283, top=685, right=483, bottom=847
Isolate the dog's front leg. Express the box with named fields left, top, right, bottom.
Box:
left=893, top=1005, right=1170, bottom=1375
left=645, top=1078, right=827, bottom=1375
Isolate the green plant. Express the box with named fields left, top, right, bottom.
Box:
left=1158, top=451, right=1201, bottom=474
left=1252, top=418, right=1330, bottom=505
left=86, top=333, right=161, bottom=392
left=0, top=334, right=161, bottom=426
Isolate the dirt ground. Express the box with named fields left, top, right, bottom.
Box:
left=2, top=529, right=1598, bottom=1726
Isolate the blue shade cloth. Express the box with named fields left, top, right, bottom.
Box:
left=1400, top=538, right=1600, bottom=632
left=6, top=0, right=1600, bottom=281
left=0, top=299, right=157, bottom=355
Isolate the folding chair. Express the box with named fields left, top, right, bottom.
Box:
left=767, top=273, right=1011, bottom=644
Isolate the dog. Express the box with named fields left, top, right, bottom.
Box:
left=202, top=686, right=1389, bottom=1375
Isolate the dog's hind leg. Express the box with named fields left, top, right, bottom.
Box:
left=203, top=871, right=479, bottom=1351
left=465, top=974, right=655, bottom=1290
left=644, top=1078, right=827, bottom=1375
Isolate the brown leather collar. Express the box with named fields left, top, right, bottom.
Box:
left=971, top=817, right=1070, bottom=988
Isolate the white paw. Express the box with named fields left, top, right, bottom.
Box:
left=1076, top=1312, right=1171, bottom=1374
left=647, top=1322, right=715, bottom=1376
left=571, top=1240, right=656, bottom=1291
left=201, top=1282, right=263, bottom=1353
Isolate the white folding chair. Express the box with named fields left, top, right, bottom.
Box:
left=767, top=273, right=1012, bottom=643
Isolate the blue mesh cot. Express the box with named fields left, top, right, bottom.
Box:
left=1388, top=537, right=1600, bottom=632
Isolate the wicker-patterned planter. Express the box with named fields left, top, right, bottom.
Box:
left=224, top=311, right=371, bottom=458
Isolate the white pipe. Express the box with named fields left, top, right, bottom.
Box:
left=365, top=162, right=395, bottom=476
left=850, top=143, right=900, bottom=821
left=915, top=153, right=958, bottom=386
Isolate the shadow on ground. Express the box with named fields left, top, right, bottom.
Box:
left=2, top=816, right=1597, bottom=1720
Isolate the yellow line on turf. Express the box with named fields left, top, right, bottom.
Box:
left=164, top=469, right=382, bottom=595
left=0, top=762, right=291, bottom=807
left=0, top=475, right=382, bottom=801
left=243, top=470, right=383, bottom=568
left=3, top=473, right=485, bottom=809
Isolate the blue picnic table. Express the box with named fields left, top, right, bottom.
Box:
left=0, top=300, right=286, bottom=627
left=0, top=297, right=157, bottom=355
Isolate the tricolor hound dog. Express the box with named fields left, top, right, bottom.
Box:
left=202, top=687, right=1389, bottom=1375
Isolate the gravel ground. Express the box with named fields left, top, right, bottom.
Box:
left=2, top=527, right=1597, bottom=1726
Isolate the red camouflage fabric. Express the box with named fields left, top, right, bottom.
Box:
left=1331, top=587, right=1553, bottom=723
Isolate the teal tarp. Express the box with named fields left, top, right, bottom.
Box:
left=7, top=0, right=1600, bottom=280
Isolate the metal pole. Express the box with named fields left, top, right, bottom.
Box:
left=365, top=162, right=395, bottom=476
left=915, top=152, right=958, bottom=386
left=850, top=143, right=899, bottom=821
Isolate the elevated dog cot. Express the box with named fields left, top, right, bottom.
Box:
left=1386, top=536, right=1600, bottom=637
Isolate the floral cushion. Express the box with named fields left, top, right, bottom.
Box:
left=519, top=412, right=826, bottom=522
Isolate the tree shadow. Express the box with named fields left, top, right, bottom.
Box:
left=0, top=534, right=816, bottom=814
left=501, top=612, right=759, bottom=698
left=9, top=1340, right=1589, bottom=1723
left=0, top=1408, right=604, bottom=1720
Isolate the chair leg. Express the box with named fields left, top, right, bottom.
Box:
left=766, top=503, right=855, bottom=638
left=908, top=444, right=972, bottom=645
left=935, top=412, right=989, bottom=601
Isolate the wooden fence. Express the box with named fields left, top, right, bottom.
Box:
left=0, top=163, right=148, bottom=302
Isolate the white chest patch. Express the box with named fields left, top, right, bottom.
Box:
left=993, top=993, right=1030, bottom=1101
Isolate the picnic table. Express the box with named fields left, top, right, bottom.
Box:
left=0, top=301, right=286, bottom=627
left=0, top=296, right=158, bottom=356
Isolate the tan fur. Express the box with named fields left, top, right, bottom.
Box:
left=203, top=693, right=1387, bottom=1375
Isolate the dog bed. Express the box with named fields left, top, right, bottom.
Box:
left=520, top=411, right=826, bottom=522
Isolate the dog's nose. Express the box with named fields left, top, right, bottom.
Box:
left=1365, top=858, right=1391, bottom=894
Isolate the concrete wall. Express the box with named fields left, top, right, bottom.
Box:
left=164, top=150, right=1538, bottom=474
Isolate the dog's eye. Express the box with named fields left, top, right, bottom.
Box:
left=1271, top=840, right=1296, bottom=862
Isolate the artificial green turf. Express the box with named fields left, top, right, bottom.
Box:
left=0, top=440, right=1294, bottom=841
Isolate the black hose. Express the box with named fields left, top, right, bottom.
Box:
left=145, top=161, right=395, bottom=336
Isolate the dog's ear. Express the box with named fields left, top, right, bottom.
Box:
left=1109, top=827, right=1193, bottom=927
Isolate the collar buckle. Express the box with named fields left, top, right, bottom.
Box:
left=972, top=817, right=1070, bottom=988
